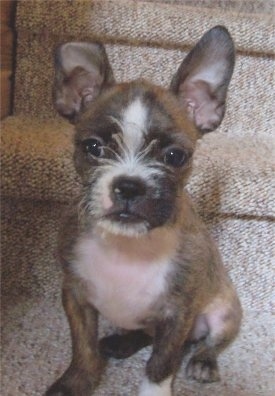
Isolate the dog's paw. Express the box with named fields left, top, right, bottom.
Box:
left=139, top=376, right=172, bottom=396
left=45, top=381, right=73, bottom=396
left=186, top=357, right=220, bottom=383
left=45, top=367, right=100, bottom=396
left=45, top=379, right=93, bottom=396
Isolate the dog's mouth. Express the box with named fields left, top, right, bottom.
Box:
left=98, top=210, right=151, bottom=237
left=104, top=210, right=147, bottom=224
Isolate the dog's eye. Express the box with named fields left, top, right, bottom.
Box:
left=164, top=148, right=186, bottom=167
left=82, top=138, right=104, bottom=158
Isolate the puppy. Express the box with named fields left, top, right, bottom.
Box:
left=46, top=26, right=242, bottom=396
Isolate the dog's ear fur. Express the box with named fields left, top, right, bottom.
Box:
left=170, top=26, right=235, bottom=133
left=53, top=42, right=115, bottom=122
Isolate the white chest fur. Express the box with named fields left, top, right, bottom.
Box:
left=73, top=229, right=177, bottom=329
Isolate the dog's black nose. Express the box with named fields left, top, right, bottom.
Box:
left=112, top=177, right=146, bottom=201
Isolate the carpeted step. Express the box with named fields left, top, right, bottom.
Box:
left=13, top=0, right=274, bottom=144
left=2, top=295, right=274, bottom=396
left=2, top=1, right=274, bottom=395
left=2, top=116, right=275, bottom=219
left=1, top=197, right=274, bottom=395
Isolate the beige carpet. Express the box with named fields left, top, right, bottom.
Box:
left=140, top=0, right=274, bottom=14
left=1, top=0, right=275, bottom=395
left=1, top=198, right=274, bottom=395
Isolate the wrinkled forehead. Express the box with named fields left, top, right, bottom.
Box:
left=75, top=81, right=196, bottom=151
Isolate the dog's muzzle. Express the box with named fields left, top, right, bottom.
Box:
left=105, top=176, right=148, bottom=223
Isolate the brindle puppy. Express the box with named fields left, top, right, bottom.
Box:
left=46, top=26, right=242, bottom=396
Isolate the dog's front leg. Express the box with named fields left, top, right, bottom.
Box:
left=46, top=279, right=105, bottom=396
left=139, top=315, right=191, bottom=396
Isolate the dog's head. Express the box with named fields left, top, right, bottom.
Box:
left=53, top=26, right=234, bottom=237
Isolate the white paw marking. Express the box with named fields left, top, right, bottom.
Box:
left=139, top=376, right=172, bottom=396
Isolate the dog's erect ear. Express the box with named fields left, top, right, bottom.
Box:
left=170, top=26, right=235, bottom=133
left=53, top=42, right=115, bottom=122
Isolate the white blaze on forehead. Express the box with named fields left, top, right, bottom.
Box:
left=122, top=98, right=148, bottom=153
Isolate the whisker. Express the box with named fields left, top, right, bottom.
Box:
left=137, top=139, right=158, bottom=161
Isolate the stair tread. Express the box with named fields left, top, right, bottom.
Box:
left=2, top=116, right=275, bottom=218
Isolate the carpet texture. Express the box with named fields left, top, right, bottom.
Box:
left=1, top=0, right=275, bottom=395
